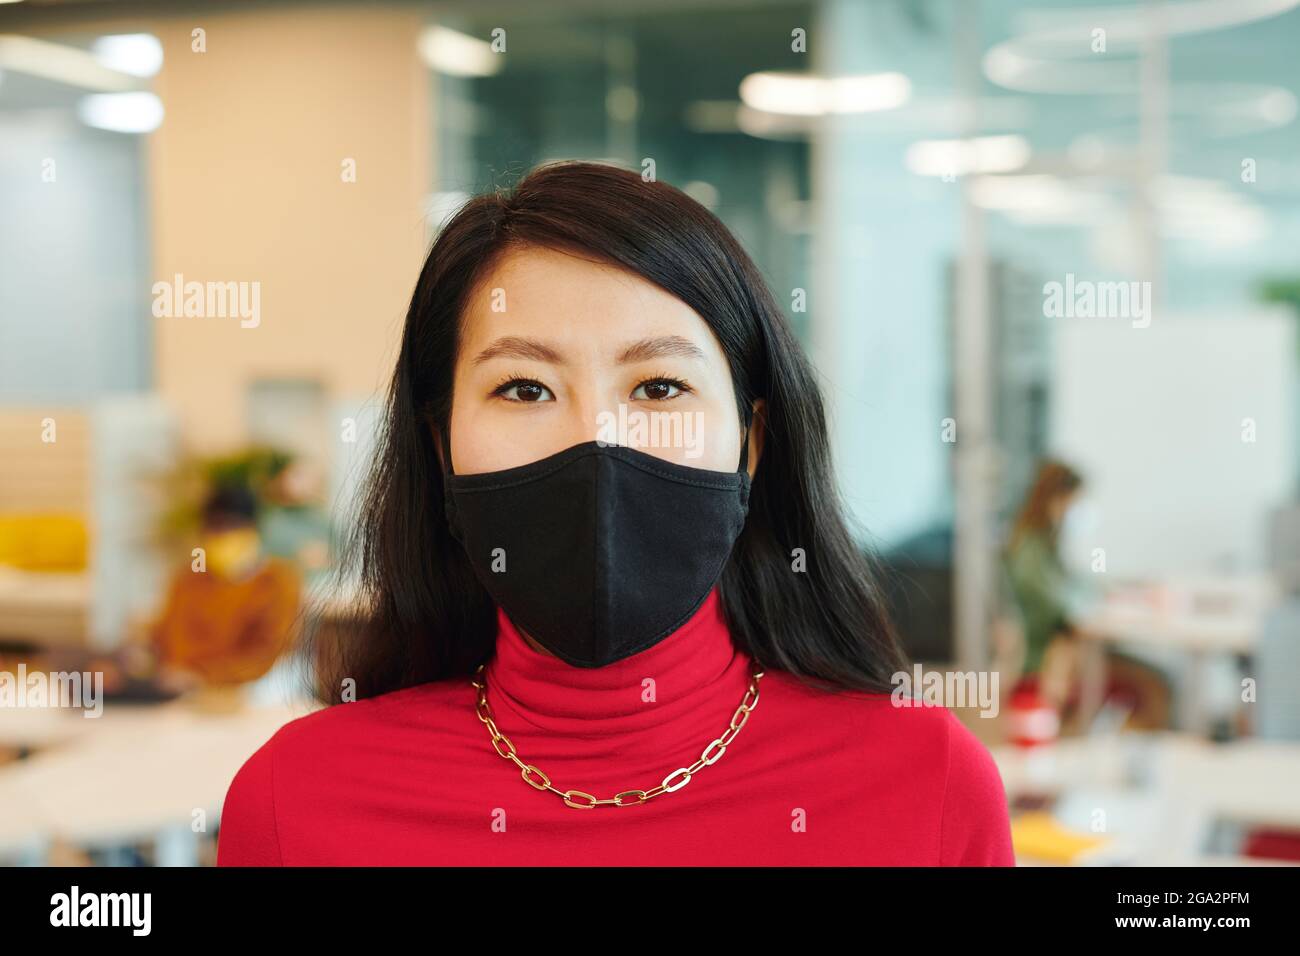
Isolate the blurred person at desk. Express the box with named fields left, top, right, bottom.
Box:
left=150, top=482, right=303, bottom=689
left=1003, top=459, right=1171, bottom=733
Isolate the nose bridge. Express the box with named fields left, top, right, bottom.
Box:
left=568, top=370, right=622, bottom=447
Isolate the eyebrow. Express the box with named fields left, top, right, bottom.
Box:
left=471, top=334, right=706, bottom=366
left=471, top=336, right=563, bottom=366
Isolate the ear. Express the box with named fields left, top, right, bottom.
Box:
left=745, top=398, right=766, bottom=480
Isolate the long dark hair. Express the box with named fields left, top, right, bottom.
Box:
left=1008, top=458, right=1083, bottom=553
left=307, top=160, right=908, bottom=703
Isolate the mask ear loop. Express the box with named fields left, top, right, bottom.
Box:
left=438, top=421, right=464, bottom=537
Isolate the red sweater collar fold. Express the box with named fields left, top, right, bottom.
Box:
left=482, top=586, right=750, bottom=744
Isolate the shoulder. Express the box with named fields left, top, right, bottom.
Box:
left=756, top=669, right=968, bottom=798
left=242, top=676, right=472, bottom=763
left=848, top=691, right=1013, bottom=866
left=759, top=667, right=957, bottom=748
left=216, top=678, right=471, bottom=866
left=759, top=670, right=1015, bottom=866
left=935, top=709, right=1015, bottom=866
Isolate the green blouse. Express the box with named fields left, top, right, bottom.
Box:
left=1004, top=529, right=1072, bottom=674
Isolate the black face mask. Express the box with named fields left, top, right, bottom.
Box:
left=442, top=421, right=752, bottom=668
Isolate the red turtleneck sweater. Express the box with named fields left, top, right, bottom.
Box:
left=217, top=588, right=1015, bottom=865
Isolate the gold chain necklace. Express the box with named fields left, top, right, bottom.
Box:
left=470, top=659, right=765, bottom=808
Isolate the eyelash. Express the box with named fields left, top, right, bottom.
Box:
left=634, top=373, right=692, bottom=402
left=488, top=371, right=694, bottom=402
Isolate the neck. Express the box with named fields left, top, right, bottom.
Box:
left=518, top=629, right=557, bottom=658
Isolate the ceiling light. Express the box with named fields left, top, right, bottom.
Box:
left=417, top=25, right=501, bottom=77
left=905, top=135, right=1031, bottom=177
left=78, top=91, right=163, bottom=133
left=0, top=34, right=140, bottom=91
left=739, top=71, right=910, bottom=116
left=92, top=33, right=162, bottom=78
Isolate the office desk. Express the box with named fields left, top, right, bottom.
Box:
left=0, top=694, right=316, bottom=864
left=993, top=732, right=1300, bottom=865
left=1075, top=593, right=1263, bottom=734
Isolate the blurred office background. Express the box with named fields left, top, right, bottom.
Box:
left=1, top=0, right=1298, bottom=865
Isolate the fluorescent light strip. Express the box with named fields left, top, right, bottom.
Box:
left=739, top=71, right=911, bottom=116
left=0, top=33, right=142, bottom=91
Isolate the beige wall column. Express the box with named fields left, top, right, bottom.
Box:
left=147, top=4, right=431, bottom=450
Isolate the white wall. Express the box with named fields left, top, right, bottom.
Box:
left=0, top=112, right=151, bottom=403
left=1052, top=311, right=1295, bottom=576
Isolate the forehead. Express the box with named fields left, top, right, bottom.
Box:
left=459, top=244, right=719, bottom=354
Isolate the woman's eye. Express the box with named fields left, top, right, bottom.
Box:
left=632, top=378, right=686, bottom=401
left=496, top=380, right=554, bottom=403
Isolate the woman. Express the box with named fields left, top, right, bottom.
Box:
left=151, top=482, right=301, bottom=689
left=1004, top=460, right=1171, bottom=732
left=217, top=161, right=1014, bottom=866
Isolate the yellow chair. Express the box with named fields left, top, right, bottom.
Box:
left=0, top=513, right=89, bottom=571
